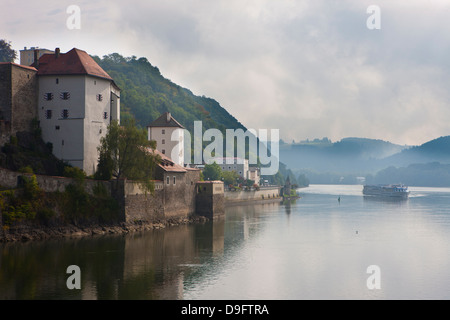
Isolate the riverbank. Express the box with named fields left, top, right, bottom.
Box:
left=0, top=215, right=209, bottom=243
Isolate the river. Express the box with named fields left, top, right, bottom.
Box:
left=1, top=184, right=450, bottom=300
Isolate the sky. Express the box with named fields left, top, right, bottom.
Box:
left=2, top=0, right=450, bottom=146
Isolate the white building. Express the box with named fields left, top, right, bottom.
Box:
left=36, top=48, right=120, bottom=175
left=215, top=157, right=249, bottom=179
left=147, top=112, right=184, bottom=167
left=248, top=166, right=261, bottom=185
left=20, top=47, right=54, bottom=66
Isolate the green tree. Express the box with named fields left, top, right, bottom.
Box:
left=95, top=119, right=159, bottom=193
left=0, top=39, right=17, bottom=62
left=202, top=162, right=222, bottom=181
left=222, top=170, right=239, bottom=186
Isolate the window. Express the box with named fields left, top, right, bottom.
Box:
left=56, top=78, right=59, bottom=84
left=61, top=109, right=69, bottom=119
left=162, top=149, right=165, bottom=154
left=166, top=176, right=170, bottom=185
left=97, top=94, right=103, bottom=101
left=60, top=92, right=70, bottom=100
left=162, top=139, right=165, bottom=144
left=45, top=110, right=52, bottom=119
left=55, top=125, right=60, bottom=130
left=103, top=112, right=108, bottom=120
left=44, top=93, right=54, bottom=101
left=173, top=176, right=176, bottom=185
left=162, top=129, right=165, bottom=134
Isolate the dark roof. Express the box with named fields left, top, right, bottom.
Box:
left=147, top=112, right=184, bottom=129
left=36, top=48, right=113, bottom=80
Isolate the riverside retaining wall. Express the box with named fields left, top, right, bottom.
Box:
left=224, top=186, right=282, bottom=204
left=1, top=167, right=224, bottom=229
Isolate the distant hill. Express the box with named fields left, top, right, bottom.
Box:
left=282, top=136, right=450, bottom=187
left=93, top=53, right=246, bottom=134
left=382, top=136, right=450, bottom=167
left=280, top=137, right=408, bottom=174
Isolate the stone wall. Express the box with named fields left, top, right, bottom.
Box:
left=122, top=169, right=203, bottom=223
left=0, top=167, right=111, bottom=195
left=0, top=63, right=37, bottom=146
left=224, top=186, right=281, bottom=203
left=1, top=166, right=223, bottom=227
left=196, top=181, right=225, bottom=219
left=122, top=180, right=165, bottom=223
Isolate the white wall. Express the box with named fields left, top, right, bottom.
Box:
left=148, top=126, right=184, bottom=166
left=84, top=76, right=112, bottom=175
left=38, top=75, right=86, bottom=168
left=38, top=75, right=120, bottom=175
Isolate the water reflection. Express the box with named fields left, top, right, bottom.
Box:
left=0, top=218, right=226, bottom=300
left=2, top=186, right=450, bottom=300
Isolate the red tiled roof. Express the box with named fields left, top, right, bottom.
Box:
left=0, top=62, right=37, bottom=72
left=150, top=148, right=187, bottom=173
left=36, top=48, right=112, bottom=80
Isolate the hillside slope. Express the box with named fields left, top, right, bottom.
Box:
left=93, top=54, right=246, bottom=134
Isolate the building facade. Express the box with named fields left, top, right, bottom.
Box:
left=36, top=48, right=120, bottom=175
left=216, top=157, right=249, bottom=179
left=147, top=112, right=184, bottom=167
left=19, top=47, right=54, bottom=66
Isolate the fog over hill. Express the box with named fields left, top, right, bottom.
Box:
left=280, top=136, right=450, bottom=187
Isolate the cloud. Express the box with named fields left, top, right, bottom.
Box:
left=1, top=0, right=450, bottom=145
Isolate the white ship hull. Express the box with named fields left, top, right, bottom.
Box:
left=363, top=184, right=409, bottom=198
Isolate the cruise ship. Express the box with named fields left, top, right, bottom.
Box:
left=363, top=184, right=410, bottom=198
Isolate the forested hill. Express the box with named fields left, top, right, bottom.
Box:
left=92, top=53, right=246, bottom=133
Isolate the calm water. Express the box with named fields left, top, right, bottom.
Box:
left=1, top=184, right=450, bottom=300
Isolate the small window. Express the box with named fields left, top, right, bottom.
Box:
left=62, top=140, right=64, bottom=146
left=45, top=110, right=52, bottom=119
left=166, top=176, right=170, bottom=185
left=103, top=111, right=108, bottom=120
left=55, top=125, right=60, bottom=130
left=60, top=92, right=70, bottom=100
left=44, top=93, right=54, bottom=101
left=61, top=109, right=69, bottom=119
left=162, top=129, right=165, bottom=134
left=162, top=149, right=165, bottom=154
left=94, top=80, right=97, bottom=85
left=56, top=78, right=59, bottom=84
left=97, top=94, right=103, bottom=101
left=162, top=139, right=165, bottom=144
left=173, top=176, right=176, bottom=185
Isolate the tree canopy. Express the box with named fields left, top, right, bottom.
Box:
left=95, top=119, right=160, bottom=193
left=202, top=162, right=222, bottom=181
left=0, top=39, right=17, bottom=62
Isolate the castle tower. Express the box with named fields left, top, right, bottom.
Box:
left=36, top=48, right=120, bottom=175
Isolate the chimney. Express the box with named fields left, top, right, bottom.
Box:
left=55, top=47, right=60, bottom=59
left=166, top=112, right=171, bottom=122
left=34, top=50, right=39, bottom=68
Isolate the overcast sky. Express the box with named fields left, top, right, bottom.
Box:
left=2, top=0, right=450, bottom=146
